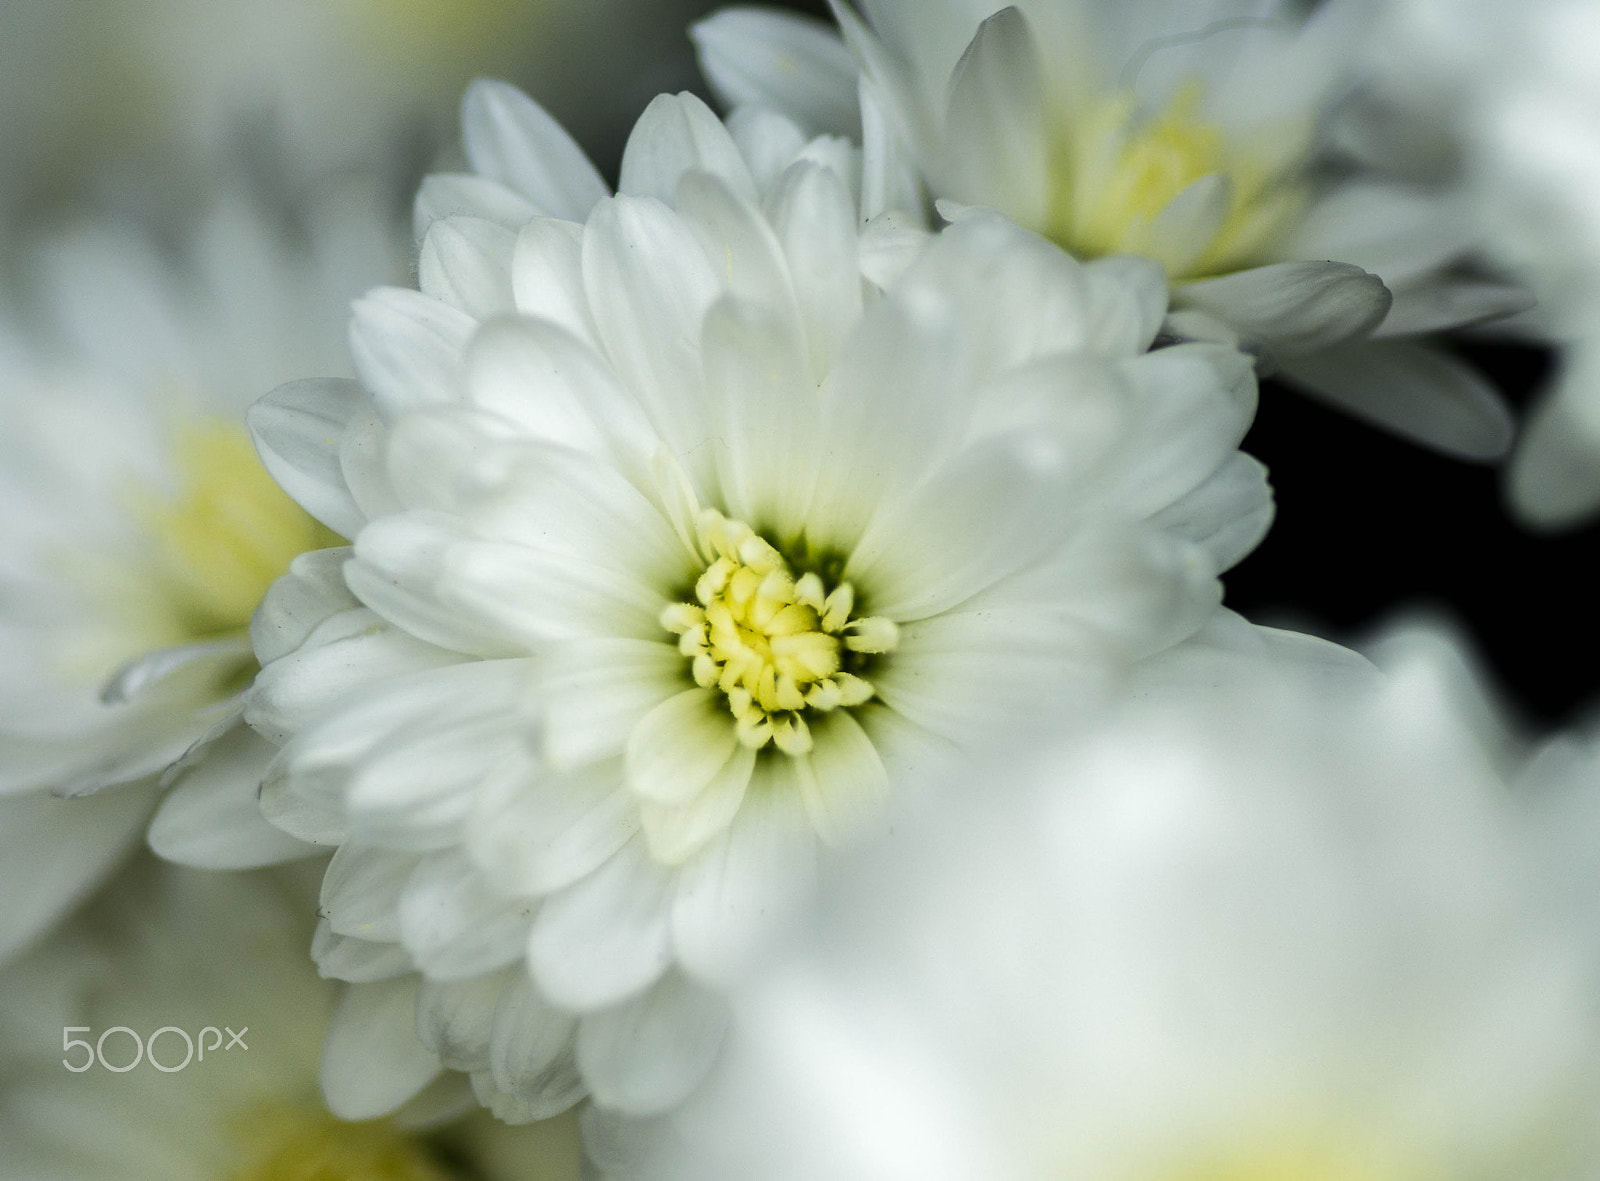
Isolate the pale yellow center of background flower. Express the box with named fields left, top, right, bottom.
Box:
left=226, top=1101, right=458, bottom=1181
left=53, top=418, right=338, bottom=681
left=661, top=511, right=897, bottom=758
left=1046, top=84, right=1307, bottom=280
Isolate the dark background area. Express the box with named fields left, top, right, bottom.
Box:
left=1229, top=345, right=1600, bottom=730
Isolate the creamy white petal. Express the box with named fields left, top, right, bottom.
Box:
left=626, top=689, right=743, bottom=808
left=1280, top=340, right=1514, bottom=461
left=461, top=79, right=610, bottom=222
left=1177, top=261, right=1393, bottom=358
left=692, top=8, right=862, bottom=137
left=260, top=759, right=349, bottom=848
left=671, top=762, right=819, bottom=984
left=638, top=744, right=757, bottom=866
left=1081, top=255, right=1170, bottom=356
left=347, top=287, right=475, bottom=417
left=858, top=210, right=933, bottom=288
left=677, top=170, right=800, bottom=323
left=250, top=547, right=359, bottom=666
left=1148, top=174, right=1232, bottom=277
left=399, top=850, right=535, bottom=979
left=536, top=639, right=686, bottom=771
left=1281, top=181, right=1474, bottom=286
left=767, top=161, right=864, bottom=377
left=339, top=403, right=405, bottom=523
left=1375, top=279, right=1537, bottom=338
left=860, top=72, right=924, bottom=223
left=700, top=296, right=821, bottom=536
left=486, top=973, right=582, bottom=1107
left=466, top=755, right=639, bottom=897
left=312, top=919, right=416, bottom=983
left=942, top=7, right=1049, bottom=227
left=727, top=106, right=810, bottom=195
left=417, top=969, right=514, bottom=1072
left=418, top=216, right=518, bottom=320
left=1149, top=452, right=1275, bottom=575
left=320, top=977, right=443, bottom=1120
left=619, top=92, right=759, bottom=207
left=321, top=842, right=421, bottom=942
left=1507, top=368, right=1600, bottom=531
left=465, top=316, right=660, bottom=485
left=511, top=218, right=599, bottom=347
left=528, top=839, right=676, bottom=1010
left=146, top=721, right=314, bottom=868
left=414, top=173, right=540, bottom=238
left=576, top=971, right=730, bottom=1115
left=246, top=378, right=367, bottom=538
left=794, top=709, right=890, bottom=846
left=582, top=196, right=720, bottom=478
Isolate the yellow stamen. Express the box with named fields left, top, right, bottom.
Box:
left=658, top=511, right=897, bottom=756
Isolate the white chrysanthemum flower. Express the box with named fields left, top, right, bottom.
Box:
left=693, top=0, right=1532, bottom=460
left=0, top=857, right=581, bottom=1181
left=245, top=80, right=1267, bottom=1124
left=0, top=183, right=404, bottom=963
left=1362, top=0, right=1600, bottom=527
left=592, top=627, right=1600, bottom=1181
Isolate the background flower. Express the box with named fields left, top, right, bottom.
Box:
left=595, top=625, right=1600, bottom=1181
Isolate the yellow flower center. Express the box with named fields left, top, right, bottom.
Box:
left=660, top=511, right=897, bottom=758
left=225, top=1102, right=458, bottom=1181
left=1046, top=84, right=1307, bottom=280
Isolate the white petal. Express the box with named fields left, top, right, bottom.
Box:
left=1281, top=181, right=1472, bottom=285
left=417, top=970, right=513, bottom=1072
left=321, top=977, right=443, bottom=1120
left=250, top=547, right=359, bottom=667
left=677, top=170, right=799, bottom=319
left=699, top=296, right=820, bottom=536
left=147, top=722, right=315, bottom=868
left=418, top=216, right=518, bottom=320
left=465, top=316, right=659, bottom=485
left=794, top=710, right=889, bottom=846
left=1149, top=452, right=1275, bottom=575
left=321, top=843, right=421, bottom=942
left=466, top=755, right=639, bottom=897
left=400, top=851, right=535, bottom=979
left=512, top=218, right=599, bottom=346
left=860, top=73, right=923, bottom=223
left=767, top=161, right=864, bottom=376
left=618, top=92, right=758, bottom=207
left=1148, top=173, right=1232, bottom=276
left=528, top=840, right=675, bottom=1011
left=692, top=8, right=862, bottom=137
left=339, top=404, right=403, bottom=524
left=1375, top=279, right=1537, bottom=338
left=1081, top=255, right=1170, bottom=355
left=582, top=196, right=720, bottom=478
left=260, top=759, right=349, bottom=847
left=1280, top=340, right=1514, bottom=461
left=312, top=920, right=415, bottom=983
left=672, top=758, right=818, bottom=984
left=415, top=173, right=539, bottom=238
left=943, top=7, right=1049, bottom=226
left=858, top=210, right=933, bottom=289
left=576, top=971, right=729, bottom=1116
left=462, top=79, right=609, bottom=221
left=0, top=783, right=156, bottom=963
left=846, top=432, right=1081, bottom=621
left=345, top=512, right=526, bottom=658
left=626, top=689, right=741, bottom=808
left=246, top=378, right=366, bottom=538
left=348, top=288, right=475, bottom=418
left=246, top=608, right=463, bottom=745
left=487, top=973, right=582, bottom=1110
left=1177, top=261, right=1393, bottom=358
left=726, top=106, right=809, bottom=195
left=1508, top=367, right=1600, bottom=530
left=536, top=639, right=687, bottom=770
left=638, top=744, right=756, bottom=866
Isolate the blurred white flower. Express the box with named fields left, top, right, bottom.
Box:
left=694, top=0, right=1531, bottom=460
left=245, top=81, right=1268, bottom=1125
left=0, top=183, right=404, bottom=963
left=1366, top=0, right=1600, bottom=528
left=594, top=626, right=1600, bottom=1181
left=0, top=857, right=581, bottom=1181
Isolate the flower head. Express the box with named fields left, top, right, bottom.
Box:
left=247, top=80, right=1266, bottom=1123
left=693, top=0, right=1527, bottom=459
left=0, top=183, right=403, bottom=964
left=594, top=628, right=1600, bottom=1181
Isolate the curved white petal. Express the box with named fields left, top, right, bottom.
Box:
left=692, top=8, right=862, bottom=138
left=320, top=976, right=443, bottom=1120
left=348, top=287, right=475, bottom=418
left=1177, top=261, right=1393, bottom=358
left=461, top=79, right=610, bottom=222
left=399, top=850, right=535, bottom=980
left=418, top=216, right=518, bottom=320
left=618, top=92, right=759, bottom=207
left=246, top=378, right=366, bottom=538
left=576, top=971, right=730, bottom=1116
